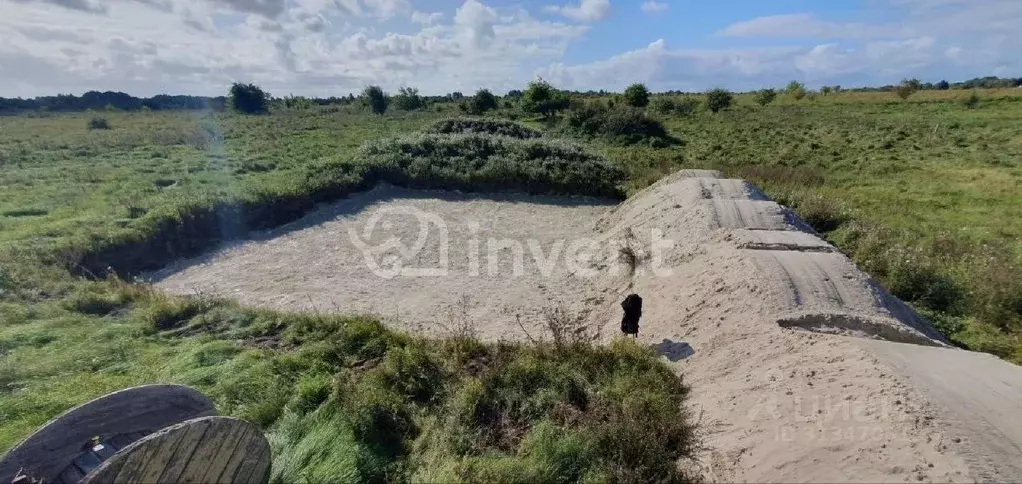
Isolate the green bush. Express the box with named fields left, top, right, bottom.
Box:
left=357, top=133, right=626, bottom=198
left=282, top=95, right=313, bottom=110
left=649, top=96, right=699, bottom=116
left=649, top=97, right=676, bottom=115
left=786, top=80, right=807, bottom=101
left=461, top=89, right=499, bottom=115
left=521, top=78, right=570, bottom=118
left=392, top=87, right=426, bottom=111
left=425, top=117, right=541, bottom=139
left=895, top=79, right=919, bottom=100
left=754, top=88, right=777, bottom=106
left=561, top=103, right=674, bottom=145
left=623, top=83, right=650, bottom=108
left=87, top=116, right=111, bottom=130
left=361, top=85, right=388, bottom=115
left=229, top=82, right=270, bottom=114
left=705, top=88, right=734, bottom=113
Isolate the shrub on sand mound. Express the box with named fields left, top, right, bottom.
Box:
left=561, top=103, right=676, bottom=147
left=425, top=117, right=542, bottom=139
left=357, top=133, right=626, bottom=198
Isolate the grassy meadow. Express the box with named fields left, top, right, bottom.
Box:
left=0, top=85, right=1020, bottom=480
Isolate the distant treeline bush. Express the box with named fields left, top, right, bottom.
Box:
left=0, top=92, right=228, bottom=114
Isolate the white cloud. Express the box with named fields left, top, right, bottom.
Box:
left=0, top=0, right=590, bottom=97
left=543, top=0, right=610, bottom=23
left=454, top=0, right=498, bottom=48
left=718, top=13, right=911, bottom=39
left=411, top=10, right=443, bottom=25
left=362, top=0, right=410, bottom=19
left=640, top=1, right=668, bottom=13
left=719, top=1, right=1022, bottom=40
left=535, top=33, right=1001, bottom=92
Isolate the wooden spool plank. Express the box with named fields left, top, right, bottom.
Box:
left=0, top=384, right=216, bottom=483
left=81, top=416, right=271, bottom=484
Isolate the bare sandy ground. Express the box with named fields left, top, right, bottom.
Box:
left=152, top=172, right=1022, bottom=483
left=152, top=186, right=617, bottom=340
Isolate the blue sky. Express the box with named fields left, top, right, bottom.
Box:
left=1, top=0, right=1019, bottom=96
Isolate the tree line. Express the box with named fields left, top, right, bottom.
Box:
left=3, top=75, right=1018, bottom=115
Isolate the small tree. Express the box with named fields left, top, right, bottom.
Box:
left=283, top=95, right=313, bottom=110
left=786, top=80, right=807, bottom=101
left=462, top=89, right=498, bottom=115
left=705, top=88, right=733, bottom=113
left=521, top=78, right=570, bottom=118
left=936, top=80, right=950, bottom=91
left=623, top=83, right=650, bottom=108
left=392, top=86, right=425, bottom=111
left=229, top=82, right=270, bottom=114
left=362, top=85, right=388, bottom=115
left=895, top=78, right=920, bottom=100
left=754, top=88, right=777, bottom=106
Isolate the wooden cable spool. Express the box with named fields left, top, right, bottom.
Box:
left=0, top=385, right=271, bottom=484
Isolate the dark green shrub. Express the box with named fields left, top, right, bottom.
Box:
left=392, top=87, right=426, bottom=111
left=649, top=96, right=698, bottom=116
left=362, top=85, right=388, bottom=115
left=521, top=78, right=570, bottom=118
left=461, top=89, right=498, bottom=115
left=425, top=117, right=541, bottom=139
left=623, top=83, right=650, bottom=108
left=648, top=97, right=676, bottom=115
left=88, top=116, right=111, bottom=130
left=229, top=82, right=270, bottom=114
left=357, top=133, right=626, bottom=198
left=705, top=88, right=734, bottom=113
left=561, top=103, right=673, bottom=145
left=754, top=88, right=777, bottom=106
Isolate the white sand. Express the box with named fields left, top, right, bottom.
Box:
left=151, top=186, right=617, bottom=340
left=152, top=173, right=1022, bottom=483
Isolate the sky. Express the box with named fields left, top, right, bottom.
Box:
left=0, top=0, right=1019, bottom=97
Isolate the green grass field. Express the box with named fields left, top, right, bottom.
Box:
left=0, top=88, right=1020, bottom=480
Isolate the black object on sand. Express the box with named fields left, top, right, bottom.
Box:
left=621, top=293, right=642, bottom=338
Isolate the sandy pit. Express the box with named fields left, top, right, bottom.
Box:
left=152, top=186, right=618, bottom=339
left=152, top=172, right=1022, bottom=483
